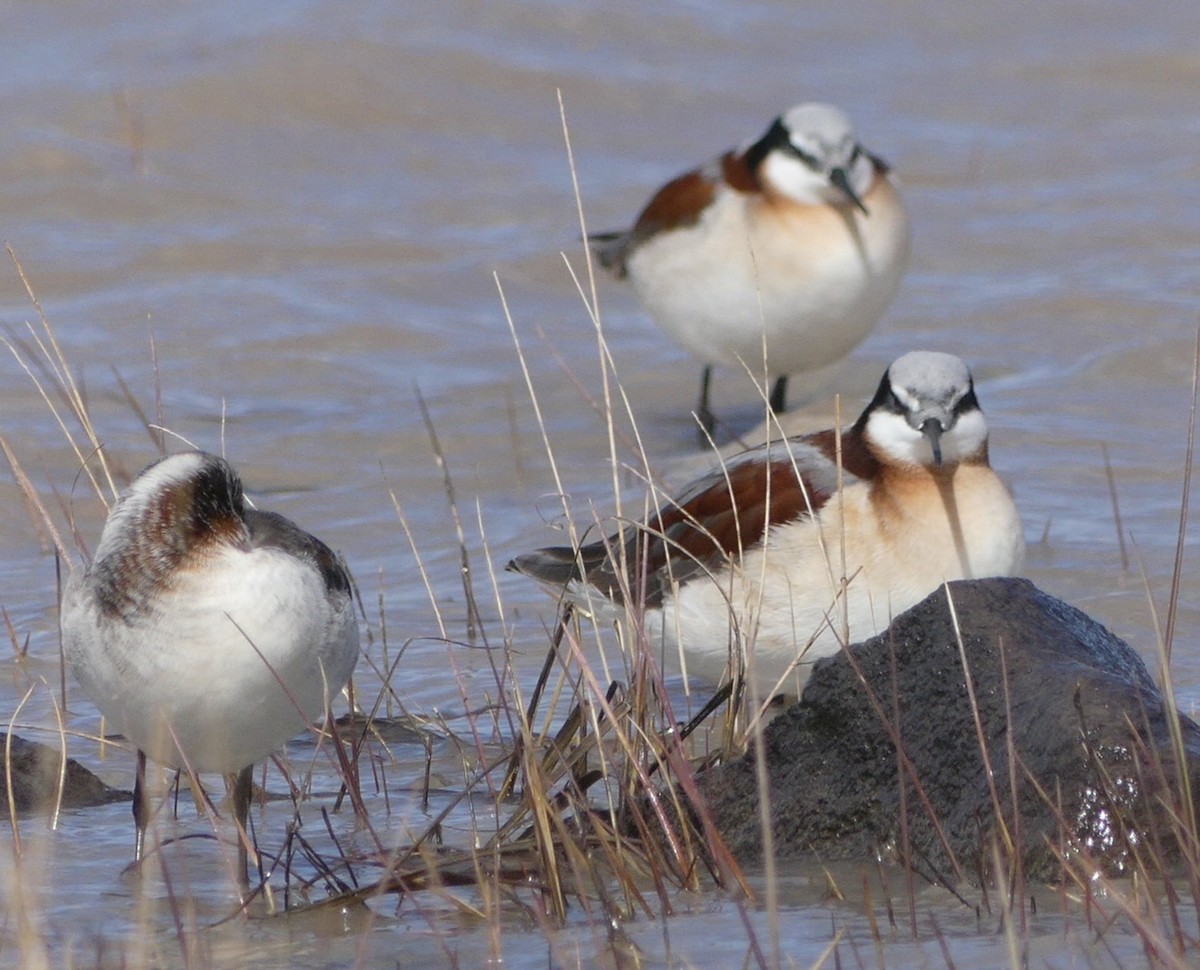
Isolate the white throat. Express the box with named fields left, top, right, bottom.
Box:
left=761, top=150, right=874, bottom=207
left=866, top=408, right=988, bottom=468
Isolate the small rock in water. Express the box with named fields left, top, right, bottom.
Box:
left=0, top=732, right=129, bottom=816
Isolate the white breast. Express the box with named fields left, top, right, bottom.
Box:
left=62, top=545, right=359, bottom=773
left=625, top=175, right=910, bottom=376
left=629, top=465, right=1023, bottom=700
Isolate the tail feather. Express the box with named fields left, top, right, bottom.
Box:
left=506, top=546, right=583, bottom=587
left=509, top=537, right=643, bottom=604
left=585, top=230, right=631, bottom=277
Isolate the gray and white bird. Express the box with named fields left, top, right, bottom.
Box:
left=510, top=352, right=1024, bottom=700
left=61, top=451, right=359, bottom=885
left=591, top=102, right=910, bottom=436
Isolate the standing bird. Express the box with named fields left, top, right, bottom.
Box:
left=62, top=451, right=360, bottom=887
left=590, top=102, right=910, bottom=437
left=509, top=352, right=1024, bottom=700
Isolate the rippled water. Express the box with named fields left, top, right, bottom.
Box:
left=3, top=0, right=1200, bottom=966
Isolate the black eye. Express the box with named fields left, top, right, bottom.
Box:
left=848, top=144, right=862, bottom=164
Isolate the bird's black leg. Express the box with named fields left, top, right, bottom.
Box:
left=696, top=366, right=716, bottom=441
left=769, top=375, right=789, bottom=415
left=231, top=764, right=255, bottom=890
left=133, top=749, right=149, bottom=863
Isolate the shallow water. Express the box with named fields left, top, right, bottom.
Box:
left=2, top=0, right=1200, bottom=966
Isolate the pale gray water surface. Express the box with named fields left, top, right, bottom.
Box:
left=2, top=0, right=1200, bottom=966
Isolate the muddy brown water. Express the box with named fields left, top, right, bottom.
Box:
left=2, top=1, right=1199, bottom=966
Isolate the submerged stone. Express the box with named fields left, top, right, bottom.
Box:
left=0, top=732, right=129, bottom=816
left=701, top=578, right=1200, bottom=883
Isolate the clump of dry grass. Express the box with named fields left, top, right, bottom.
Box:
left=0, top=243, right=754, bottom=963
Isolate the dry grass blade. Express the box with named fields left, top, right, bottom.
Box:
left=1162, top=324, right=1200, bottom=661
left=413, top=384, right=485, bottom=643
left=943, top=587, right=1015, bottom=863
left=1100, top=441, right=1129, bottom=571
left=886, top=625, right=919, bottom=939
left=0, top=436, right=73, bottom=568
left=1, top=606, right=30, bottom=661
left=5, top=688, right=39, bottom=851
left=4, top=244, right=118, bottom=504
left=1156, top=335, right=1200, bottom=931
left=111, top=365, right=167, bottom=456
left=500, top=603, right=576, bottom=799
left=996, top=637, right=1027, bottom=933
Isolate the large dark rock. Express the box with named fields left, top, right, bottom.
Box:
left=701, top=578, right=1200, bottom=883
left=0, top=732, right=129, bottom=816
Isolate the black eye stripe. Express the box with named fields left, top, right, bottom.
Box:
left=788, top=143, right=820, bottom=168
left=789, top=139, right=860, bottom=172
left=883, top=384, right=976, bottom=420
left=953, top=385, right=979, bottom=416
left=743, top=117, right=791, bottom=173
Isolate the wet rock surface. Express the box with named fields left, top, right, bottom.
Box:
left=0, top=732, right=129, bottom=816
left=701, top=578, right=1200, bottom=883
